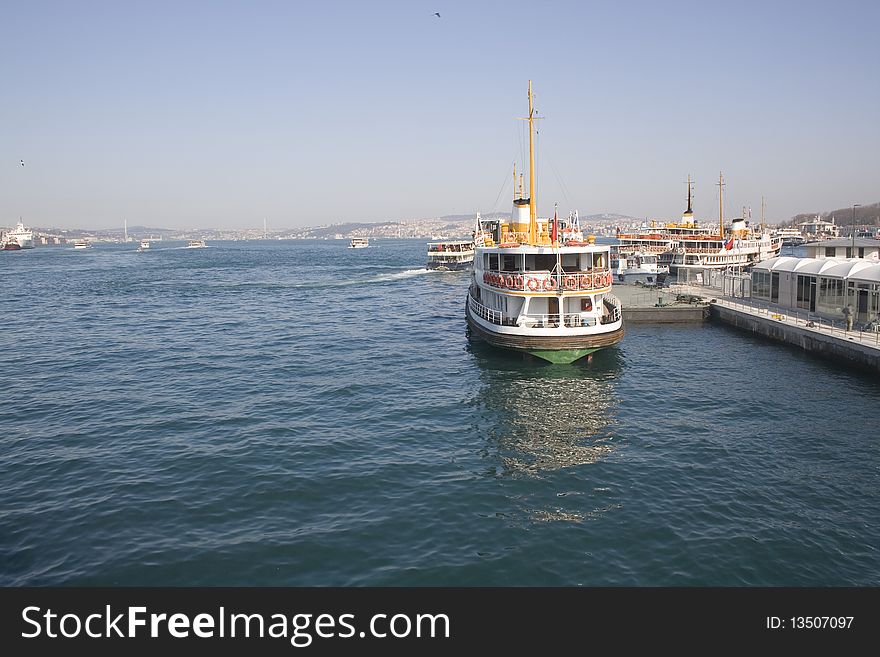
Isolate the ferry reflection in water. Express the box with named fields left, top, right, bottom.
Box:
left=468, top=342, right=624, bottom=522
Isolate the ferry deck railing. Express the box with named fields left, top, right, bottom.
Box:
left=469, top=296, right=612, bottom=329
left=481, top=268, right=613, bottom=293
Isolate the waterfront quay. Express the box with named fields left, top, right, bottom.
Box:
left=615, top=284, right=710, bottom=323
left=709, top=296, right=880, bottom=374
left=616, top=280, right=880, bottom=373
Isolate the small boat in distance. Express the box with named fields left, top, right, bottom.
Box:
left=136, top=239, right=150, bottom=252
left=73, top=239, right=91, bottom=249
left=348, top=237, right=369, bottom=249
left=426, top=239, right=475, bottom=271
left=186, top=239, right=207, bottom=248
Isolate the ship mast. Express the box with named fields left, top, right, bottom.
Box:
left=717, top=172, right=725, bottom=238
left=686, top=175, right=693, bottom=215
left=527, top=81, right=537, bottom=244
left=761, top=196, right=765, bottom=233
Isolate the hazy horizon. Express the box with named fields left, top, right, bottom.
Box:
left=3, top=1, right=878, bottom=230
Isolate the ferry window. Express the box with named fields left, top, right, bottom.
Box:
left=825, top=247, right=835, bottom=257
left=502, top=254, right=517, bottom=271
left=858, top=248, right=865, bottom=258
left=846, top=247, right=853, bottom=258
left=771, top=272, right=779, bottom=302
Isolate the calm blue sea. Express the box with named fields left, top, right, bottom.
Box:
left=1, top=239, right=878, bottom=586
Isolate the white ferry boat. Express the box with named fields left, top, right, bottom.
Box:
left=348, top=238, right=369, bottom=249
left=611, top=248, right=668, bottom=285
left=426, top=240, right=474, bottom=271
left=136, top=239, right=150, bottom=252
left=72, top=238, right=91, bottom=249
left=773, top=227, right=807, bottom=246
left=465, top=82, right=624, bottom=364
left=6, top=219, right=35, bottom=249
left=617, top=175, right=781, bottom=273
left=186, top=239, right=207, bottom=248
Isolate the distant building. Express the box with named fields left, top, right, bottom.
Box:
left=797, top=215, right=839, bottom=239
left=805, top=238, right=880, bottom=260
left=751, top=256, right=880, bottom=323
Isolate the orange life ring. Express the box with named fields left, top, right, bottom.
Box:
left=564, top=275, right=577, bottom=290
left=579, top=274, right=590, bottom=288
left=605, top=272, right=612, bottom=287
left=544, top=277, right=558, bottom=291
left=514, top=274, right=524, bottom=288
left=527, top=278, right=539, bottom=291
left=505, top=275, right=514, bottom=288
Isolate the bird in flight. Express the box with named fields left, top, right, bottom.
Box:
left=20, top=160, right=25, bottom=166
left=433, top=12, right=440, bottom=18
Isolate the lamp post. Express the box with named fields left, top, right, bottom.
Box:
left=852, top=204, right=861, bottom=254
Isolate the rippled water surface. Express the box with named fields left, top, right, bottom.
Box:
left=2, top=240, right=879, bottom=585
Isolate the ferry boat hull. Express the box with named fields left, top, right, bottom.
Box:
left=466, top=302, right=624, bottom=363
left=428, top=261, right=472, bottom=271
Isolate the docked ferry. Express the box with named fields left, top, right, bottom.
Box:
left=616, top=174, right=781, bottom=273
left=465, top=82, right=624, bottom=364
left=426, top=240, right=474, bottom=271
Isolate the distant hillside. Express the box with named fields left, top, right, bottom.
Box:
left=787, top=202, right=880, bottom=227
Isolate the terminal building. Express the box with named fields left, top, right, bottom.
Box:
left=750, top=257, right=880, bottom=324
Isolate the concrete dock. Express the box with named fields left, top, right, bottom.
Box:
left=709, top=297, right=880, bottom=374
left=615, top=284, right=710, bottom=323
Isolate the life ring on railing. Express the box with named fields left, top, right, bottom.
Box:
left=606, top=272, right=613, bottom=287
left=483, top=272, right=490, bottom=283
left=514, top=274, right=523, bottom=288
left=580, top=274, right=590, bottom=288
left=544, top=277, right=558, bottom=291
left=505, top=275, right=514, bottom=288
left=527, top=278, right=540, bottom=292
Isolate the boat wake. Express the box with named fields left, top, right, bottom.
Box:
left=371, top=268, right=432, bottom=282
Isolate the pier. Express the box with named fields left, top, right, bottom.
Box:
left=615, top=284, right=710, bottom=323
left=709, top=297, right=880, bottom=374
left=617, top=280, right=880, bottom=373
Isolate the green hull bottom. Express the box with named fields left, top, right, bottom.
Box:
left=525, top=347, right=601, bottom=364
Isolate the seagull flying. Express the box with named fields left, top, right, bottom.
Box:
left=20, top=159, right=25, bottom=166
left=433, top=12, right=440, bottom=18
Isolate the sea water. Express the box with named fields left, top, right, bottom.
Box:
left=1, top=240, right=878, bottom=585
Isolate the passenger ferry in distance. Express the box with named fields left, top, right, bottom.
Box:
left=772, top=226, right=807, bottom=247
left=5, top=219, right=35, bottom=249
left=616, top=174, right=781, bottom=273
left=426, top=239, right=474, bottom=271
left=348, top=237, right=369, bottom=249
left=186, top=239, right=207, bottom=248
left=465, top=82, right=624, bottom=364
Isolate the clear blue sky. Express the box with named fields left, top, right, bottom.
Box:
left=3, top=0, right=878, bottom=229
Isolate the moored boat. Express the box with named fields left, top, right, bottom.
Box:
left=616, top=175, right=781, bottom=273
left=465, top=82, right=624, bottom=364
left=612, top=248, right=668, bottom=285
